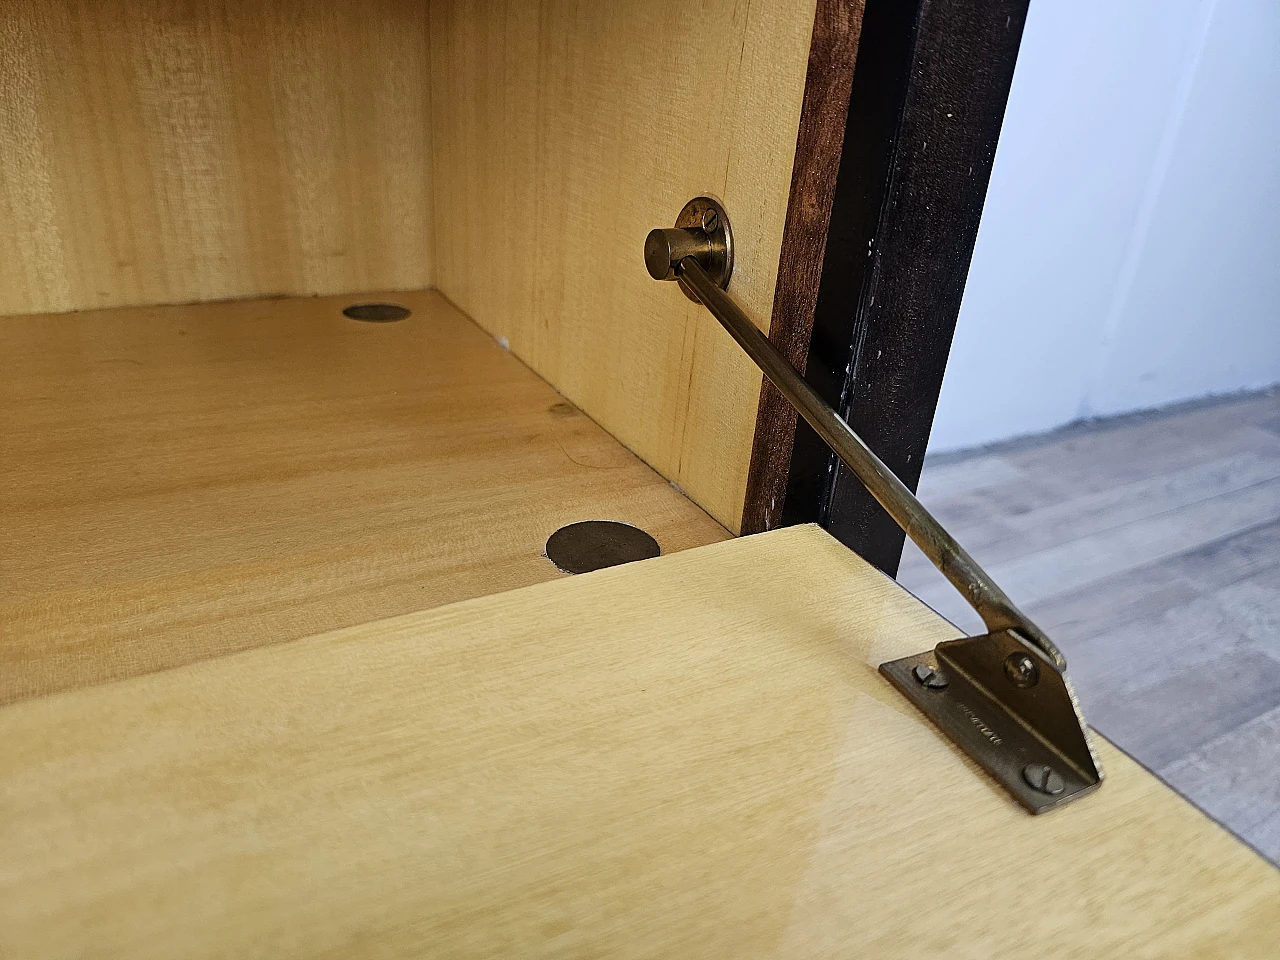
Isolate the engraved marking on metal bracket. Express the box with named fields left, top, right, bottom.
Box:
left=880, top=632, right=1102, bottom=815
left=957, top=703, right=1003, bottom=746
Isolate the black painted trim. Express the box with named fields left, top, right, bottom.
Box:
left=782, top=0, right=1030, bottom=576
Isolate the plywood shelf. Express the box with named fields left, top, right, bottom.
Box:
left=0, top=290, right=728, bottom=706
left=1, top=526, right=1275, bottom=957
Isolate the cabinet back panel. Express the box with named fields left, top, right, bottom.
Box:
left=429, top=0, right=817, bottom=531
left=0, top=0, right=433, bottom=316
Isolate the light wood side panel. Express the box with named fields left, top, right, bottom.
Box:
left=0, top=290, right=728, bottom=705
left=429, top=0, right=818, bottom=532
left=0, top=0, right=433, bottom=316
left=0, top=526, right=1275, bottom=958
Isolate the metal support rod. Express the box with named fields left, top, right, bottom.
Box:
left=676, top=256, right=1065, bottom=669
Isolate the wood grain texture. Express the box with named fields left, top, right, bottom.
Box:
left=0, top=526, right=1275, bottom=958
left=428, top=0, right=818, bottom=532
left=741, top=0, right=864, bottom=535
left=0, top=290, right=728, bottom=705
left=0, top=0, right=433, bottom=316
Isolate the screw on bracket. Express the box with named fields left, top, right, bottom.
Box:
left=1003, top=652, right=1040, bottom=688
left=1022, top=763, right=1065, bottom=796
left=912, top=663, right=949, bottom=690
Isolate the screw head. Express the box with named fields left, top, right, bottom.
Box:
left=1003, top=652, right=1040, bottom=688
left=913, top=663, right=949, bottom=689
left=1022, top=763, right=1065, bottom=796
left=701, top=208, right=720, bottom=233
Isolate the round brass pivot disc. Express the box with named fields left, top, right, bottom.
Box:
left=673, top=196, right=733, bottom=303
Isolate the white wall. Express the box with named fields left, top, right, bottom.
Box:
left=928, top=0, right=1280, bottom=453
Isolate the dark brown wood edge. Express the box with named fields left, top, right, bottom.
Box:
left=768, top=0, right=1030, bottom=576
left=739, top=0, right=865, bottom=535
left=815, top=0, right=1030, bottom=575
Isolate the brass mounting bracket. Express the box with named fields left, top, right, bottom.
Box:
left=880, top=630, right=1102, bottom=814
left=646, top=197, right=1103, bottom=814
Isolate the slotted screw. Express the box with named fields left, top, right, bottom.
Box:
left=1022, top=763, right=1065, bottom=796
left=913, top=663, right=949, bottom=689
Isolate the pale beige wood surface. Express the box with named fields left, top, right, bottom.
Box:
left=0, top=0, right=432, bottom=317
left=1, top=526, right=1274, bottom=958
left=0, top=290, right=728, bottom=706
left=1, top=0, right=820, bottom=531
left=429, top=0, right=818, bottom=532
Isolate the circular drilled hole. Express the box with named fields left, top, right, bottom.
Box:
left=545, top=520, right=661, bottom=575
left=343, top=303, right=411, bottom=322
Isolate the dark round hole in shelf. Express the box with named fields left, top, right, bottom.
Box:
left=343, top=303, right=411, bottom=322
left=545, top=520, right=661, bottom=575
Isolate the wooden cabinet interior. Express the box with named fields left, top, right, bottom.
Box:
left=3, top=3, right=1279, bottom=946
left=0, top=290, right=728, bottom=705
left=0, top=0, right=824, bottom=533
left=429, top=1, right=817, bottom=531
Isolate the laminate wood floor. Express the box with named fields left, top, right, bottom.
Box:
left=898, top=388, right=1280, bottom=864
